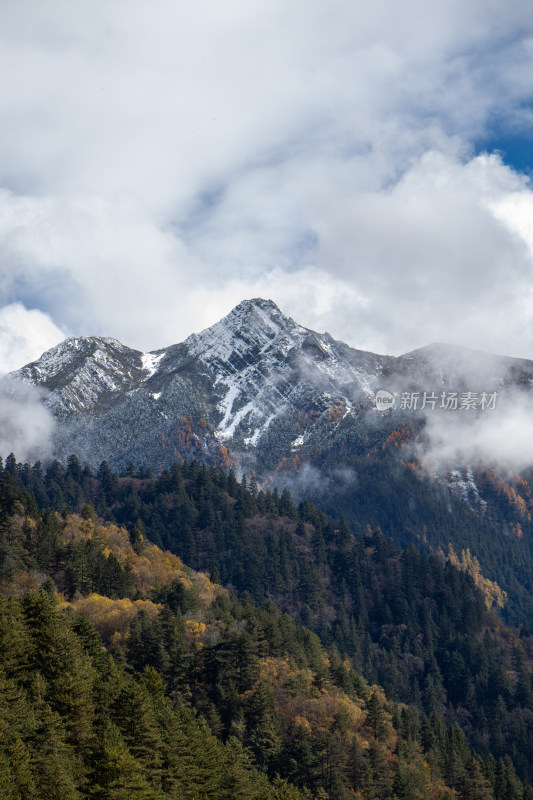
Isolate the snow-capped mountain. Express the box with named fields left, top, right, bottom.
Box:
left=16, top=336, right=150, bottom=416
left=8, top=298, right=533, bottom=477
left=6, top=299, right=386, bottom=471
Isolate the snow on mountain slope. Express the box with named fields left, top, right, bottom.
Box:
left=12, top=336, right=149, bottom=415
left=179, top=298, right=389, bottom=447
left=6, top=298, right=533, bottom=478
left=5, top=299, right=394, bottom=470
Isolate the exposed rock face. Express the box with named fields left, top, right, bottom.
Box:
left=8, top=298, right=533, bottom=478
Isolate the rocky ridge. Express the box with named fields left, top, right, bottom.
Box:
left=8, top=298, right=533, bottom=478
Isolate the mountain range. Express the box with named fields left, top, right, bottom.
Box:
left=8, top=297, right=533, bottom=480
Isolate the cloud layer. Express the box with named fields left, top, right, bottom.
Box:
left=2, top=1, right=533, bottom=364
left=0, top=303, right=65, bottom=374
left=0, top=379, right=56, bottom=463
left=421, top=399, right=533, bottom=474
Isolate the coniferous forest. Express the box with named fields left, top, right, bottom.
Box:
left=2, top=454, right=533, bottom=798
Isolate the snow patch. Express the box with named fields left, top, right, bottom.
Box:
left=218, top=398, right=255, bottom=441
left=291, top=433, right=306, bottom=450
left=142, top=352, right=164, bottom=378
left=217, top=382, right=240, bottom=433
left=447, top=467, right=487, bottom=511
left=343, top=401, right=353, bottom=418
left=244, top=414, right=277, bottom=447
left=226, top=402, right=255, bottom=440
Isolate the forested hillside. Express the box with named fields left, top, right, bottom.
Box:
left=0, top=485, right=530, bottom=799
left=2, top=454, right=533, bottom=796
left=299, top=447, right=533, bottom=630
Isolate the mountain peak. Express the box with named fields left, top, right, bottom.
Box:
left=186, top=297, right=305, bottom=360
left=401, top=342, right=484, bottom=360
left=233, top=297, right=281, bottom=313
left=11, top=335, right=139, bottom=373
left=9, top=334, right=147, bottom=415
left=221, top=297, right=295, bottom=333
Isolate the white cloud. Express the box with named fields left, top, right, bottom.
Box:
left=0, top=378, right=56, bottom=463
left=420, top=394, right=533, bottom=474
left=1, top=0, right=533, bottom=362
left=0, top=190, right=200, bottom=351
left=0, top=303, right=65, bottom=374
left=491, top=192, right=533, bottom=255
